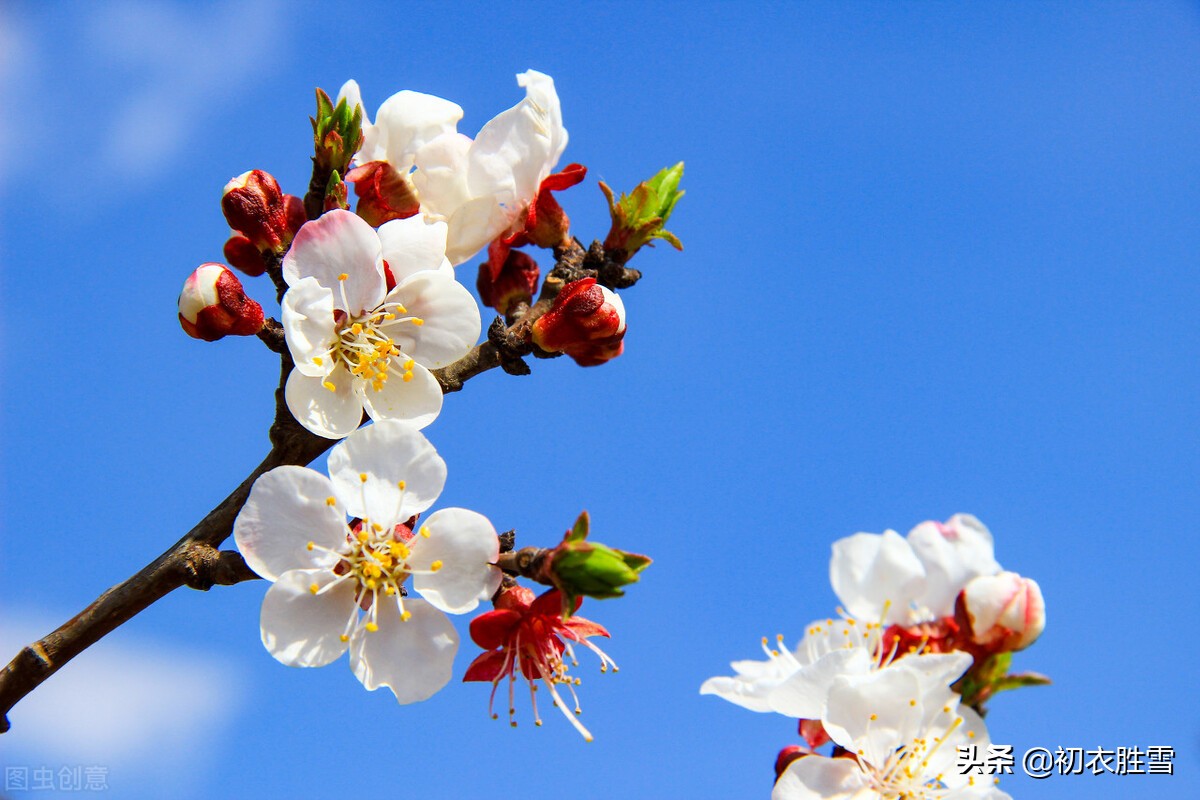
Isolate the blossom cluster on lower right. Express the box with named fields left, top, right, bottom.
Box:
left=701, top=515, right=1047, bottom=799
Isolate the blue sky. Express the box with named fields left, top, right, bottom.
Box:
left=1, top=1, right=1198, bottom=798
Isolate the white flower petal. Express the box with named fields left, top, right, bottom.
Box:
left=768, top=647, right=874, bottom=720
left=409, top=508, right=501, bottom=614
left=377, top=217, right=451, bottom=283
left=282, top=209, right=384, bottom=316
left=350, top=596, right=458, bottom=703
left=372, top=90, right=464, bottom=171
left=357, top=361, right=444, bottom=431
left=234, top=466, right=345, bottom=580
left=281, top=277, right=337, bottom=377
left=383, top=272, right=480, bottom=367
left=907, top=514, right=1000, bottom=617
left=442, top=194, right=514, bottom=266
left=772, top=756, right=869, bottom=800
left=823, top=667, right=924, bottom=763
left=285, top=366, right=364, bottom=440
left=260, top=568, right=356, bottom=667
left=830, top=530, right=926, bottom=624
left=327, top=419, right=446, bottom=523
left=468, top=70, right=564, bottom=205
left=412, top=132, right=473, bottom=217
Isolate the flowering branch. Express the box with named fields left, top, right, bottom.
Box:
left=0, top=227, right=646, bottom=736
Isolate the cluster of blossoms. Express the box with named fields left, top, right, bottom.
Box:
left=702, top=515, right=1046, bottom=798
left=172, top=70, right=674, bottom=737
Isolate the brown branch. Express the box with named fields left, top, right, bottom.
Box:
left=0, top=235, right=643, bottom=733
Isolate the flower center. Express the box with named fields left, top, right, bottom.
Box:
left=307, top=487, right=442, bottom=640
left=321, top=273, right=427, bottom=394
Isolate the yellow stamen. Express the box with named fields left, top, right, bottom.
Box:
left=325, top=496, right=336, bottom=506
left=306, top=542, right=315, bottom=551
left=410, top=317, right=424, bottom=326
left=339, top=634, right=349, bottom=642
left=337, top=273, right=349, bottom=281
left=322, top=381, right=337, bottom=392
left=397, top=480, right=406, bottom=490
left=359, top=473, right=368, bottom=482
left=365, top=622, right=379, bottom=632
left=309, top=583, right=319, bottom=595
left=430, top=560, right=443, bottom=572
left=400, top=611, right=412, bottom=622
left=313, top=356, right=323, bottom=366
left=420, top=526, right=430, bottom=538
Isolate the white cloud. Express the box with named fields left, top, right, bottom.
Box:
left=87, top=0, right=284, bottom=179
left=0, top=609, right=243, bottom=771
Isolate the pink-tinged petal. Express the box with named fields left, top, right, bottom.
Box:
left=234, top=466, right=345, bottom=580
left=356, top=360, right=443, bottom=431
left=529, top=588, right=575, bottom=618
left=468, top=609, right=522, bottom=650
left=830, top=530, right=926, bottom=624
left=282, top=209, right=384, bottom=316
left=410, top=508, right=502, bottom=615
left=281, top=277, right=337, bottom=378
left=376, top=217, right=451, bottom=282
left=285, top=366, right=363, bottom=440
left=382, top=272, right=480, bottom=368
left=371, top=90, right=464, bottom=171
left=772, top=756, right=869, bottom=800
left=463, top=649, right=509, bottom=683
left=260, top=568, right=356, bottom=667
left=907, top=514, right=1000, bottom=616
left=326, top=419, right=446, bottom=523
left=350, top=596, right=458, bottom=704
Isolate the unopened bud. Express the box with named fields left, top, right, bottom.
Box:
left=775, top=746, right=807, bottom=781
left=546, top=512, right=650, bottom=607
left=222, top=170, right=305, bottom=254
left=478, top=241, right=540, bottom=315
left=178, top=264, right=264, bottom=341
left=223, top=235, right=268, bottom=277
left=564, top=330, right=625, bottom=367
left=799, top=719, right=831, bottom=750
left=531, top=278, right=625, bottom=354
left=957, top=572, right=1045, bottom=652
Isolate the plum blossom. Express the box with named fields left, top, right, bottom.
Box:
left=831, top=515, right=1001, bottom=627
left=342, top=71, right=570, bottom=266
left=281, top=208, right=480, bottom=439
left=464, top=586, right=615, bottom=741
left=414, top=70, right=568, bottom=265
left=233, top=421, right=502, bottom=704
left=773, top=654, right=1012, bottom=800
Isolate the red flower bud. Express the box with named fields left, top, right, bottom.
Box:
left=178, top=263, right=264, bottom=341
left=531, top=277, right=626, bottom=354
left=775, top=746, right=807, bottom=781
left=221, top=170, right=305, bottom=253
left=346, top=161, right=420, bottom=227
left=563, top=330, right=625, bottom=367
left=799, top=719, right=831, bottom=750
left=478, top=240, right=540, bottom=315
left=222, top=235, right=269, bottom=277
